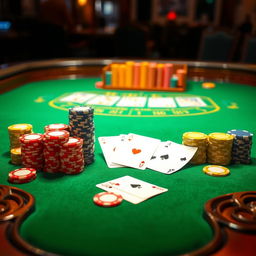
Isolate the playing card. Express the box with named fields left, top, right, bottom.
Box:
left=116, top=96, right=147, bottom=107
left=175, top=97, right=206, bottom=107
left=147, top=141, right=197, bottom=174
left=86, top=95, right=120, bottom=106
left=96, top=176, right=168, bottom=204
left=98, top=136, right=127, bottom=168
left=60, top=92, right=96, bottom=103
left=147, top=97, right=177, bottom=108
left=111, top=133, right=161, bottom=170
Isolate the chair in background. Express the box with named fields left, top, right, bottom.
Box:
left=241, top=35, right=256, bottom=64
left=198, top=29, right=237, bottom=62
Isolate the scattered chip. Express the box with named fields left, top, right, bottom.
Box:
left=203, top=165, right=230, bottom=177
left=8, top=167, right=37, bottom=183
left=202, top=82, right=215, bottom=89
left=93, top=192, right=123, bottom=207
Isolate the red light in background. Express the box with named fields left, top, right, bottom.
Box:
left=167, top=11, right=177, bottom=21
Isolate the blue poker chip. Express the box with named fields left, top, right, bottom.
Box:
left=227, top=129, right=253, bottom=139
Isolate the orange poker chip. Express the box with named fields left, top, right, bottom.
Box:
left=93, top=192, right=123, bottom=207
left=202, top=82, right=216, bottom=89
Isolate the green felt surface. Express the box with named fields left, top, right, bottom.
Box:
left=0, top=78, right=256, bottom=256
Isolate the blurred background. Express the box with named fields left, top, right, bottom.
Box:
left=0, top=0, right=255, bottom=64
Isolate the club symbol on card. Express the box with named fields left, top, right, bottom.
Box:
left=130, top=184, right=142, bottom=189
left=160, top=154, right=169, bottom=160
left=132, top=148, right=141, bottom=154
left=180, top=157, right=186, bottom=161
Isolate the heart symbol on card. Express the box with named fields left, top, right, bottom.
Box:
left=132, top=148, right=141, bottom=154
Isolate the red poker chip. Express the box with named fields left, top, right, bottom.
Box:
left=44, top=130, right=69, bottom=140
left=93, top=192, right=123, bottom=207
left=20, top=134, right=44, bottom=144
left=9, top=175, right=36, bottom=184
left=9, top=168, right=37, bottom=181
left=62, top=137, right=83, bottom=148
left=44, top=123, right=70, bottom=132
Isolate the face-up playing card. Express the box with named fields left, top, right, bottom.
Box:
left=111, top=134, right=161, bottom=170
left=86, top=95, right=120, bottom=106
left=116, top=97, right=147, bottom=107
left=98, top=136, right=127, bottom=168
left=60, top=92, right=96, bottom=103
left=147, top=97, right=177, bottom=108
left=175, top=97, right=206, bottom=107
left=147, top=141, right=197, bottom=174
left=96, top=176, right=168, bottom=204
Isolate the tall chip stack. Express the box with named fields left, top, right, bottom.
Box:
left=8, top=123, right=33, bottom=150
left=20, top=133, right=44, bottom=170
left=182, top=132, right=208, bottom=164
left=43, top=130, right=69, bottom=173
left=60, top=137, right=84, bottom=174
left=207, top=133, right=234, bottom=165
left=227, top=129, right=253, bottom=164
left=69, top=107, right=95, bottom=165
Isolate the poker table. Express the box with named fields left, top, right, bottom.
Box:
left=0, top=59, right=256, bottom=256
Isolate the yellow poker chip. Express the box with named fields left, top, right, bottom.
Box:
left=183, top=132, right=208, bottom=140
left=202, top=82, right=216, bottom=89
left=208, top=133, right=234, bottom=141
left=203, top=165, right=230, bottom=177
left=8, top=123, right=32, bottom=132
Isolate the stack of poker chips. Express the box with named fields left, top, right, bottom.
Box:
left=8, top=123, right=33, bottom=164
left=10, top=148, right=22, bottom=165
left=43, top=130, right=69, bottom=173
left=8, top=167, right=37, bottom=184
left=44, top=123, right=70, bottom=133
left=8, top=123, right=33, bottom=149
left=69, top=107, right=95, bottom=165
left=60, top=137, right=84, bottom=174
left=20, top=133, right=44, bottom=170
left=227, top=129, right=253, bottom=164
left=207, top=133, right=234, bottom=165
left=182, top=132, right=208, bottom=164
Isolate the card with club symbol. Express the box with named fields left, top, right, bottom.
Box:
left=111, top=133, right=161, bottom=170
left=96, top=176, right=168, bottom=204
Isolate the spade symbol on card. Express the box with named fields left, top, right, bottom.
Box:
left=180, top=157, right=187, bottom=161
left=130, top=184, right=142, bottom=189
left=132, top=148, right=141, bottom=154
left=160, top=154, right=169, bottom=160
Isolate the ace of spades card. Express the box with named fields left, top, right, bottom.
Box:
left=147, top=141, right=197, bottom=174
left=96, top=176, right=168, bottom=204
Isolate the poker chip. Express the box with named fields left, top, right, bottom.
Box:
left=182, top=132, right=208, bottom=164
left=8, top=167, right=37, bottom=183
left=207, top=133, right=234, bottom=165
left=10, top=147, right=22, bottom=165
left=60, top=137, right=85, bottom=174
left=203, top=165, right=230, bottom=177
left=8, top=123, right=33, bottom=150
left=43, top=130, right=70, bottom=173
left=227, top=129, right=253, bottom=164
left=44, top=123, right=70, bottom=132
left=93, top=192, right=123, bottom=207
left=20, top=133, right=44, bottom=170
left=202, top=82, right=215, bottom=89
left=95, top=81, right=103, bottom=88
left=69, top=107, right=95, bottom=165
